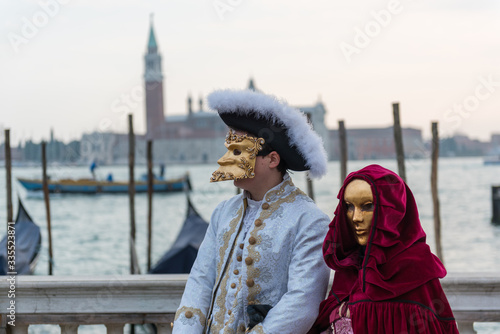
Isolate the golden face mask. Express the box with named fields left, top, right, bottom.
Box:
left=344, top=179, right=374, bottom=246
left=211, top=130, right=265, bottom=182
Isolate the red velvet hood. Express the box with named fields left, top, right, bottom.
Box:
left=315, top=164, right=448, bottom=330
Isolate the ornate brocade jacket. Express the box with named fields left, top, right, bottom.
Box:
left=172, top=175, right=330, bottom=334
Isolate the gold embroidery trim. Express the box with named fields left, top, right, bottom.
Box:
left=212, top=226, right=243, bottom=334
left=210, top=200, right=247, bottom=333
left=217, top=204, right=245, bottom=279
left=246, top=181, right=302, bottom=305
left=212, top=266, right=232, bottom=334
left=222, top=273, right=244, bottom=333
left=174, top=306, right=206, bottom=327
left=265, top=177, right=293, bottom=202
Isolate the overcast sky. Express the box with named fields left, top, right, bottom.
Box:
left=1, top=0, right=499, bottom=144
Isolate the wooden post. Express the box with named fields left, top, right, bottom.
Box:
left=0, top=313, right=7, bottom=334
left=431, top=122, right=444, bottom=262
left=41, top=142, right=53, bottom=275
left=4, top=130, right=13, bottom=224
left=492, top=186, right=500, bottom=225
left=338, top=120, right=347, bottom=184
left=147, top=140, right=153, bottom=272
left=4, top=130, right=13, bottom=269
left=392, top=102, right=406, bottom=182
left=305, top=113, right=315, bottom=200
left=306, top=172, right=315, bottom=201
left=128, top=115, right=136, bottom=275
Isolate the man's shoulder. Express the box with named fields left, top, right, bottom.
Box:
left=291, top=189, right=326, bottom=211
left=212, top=193, right=244, bottom=213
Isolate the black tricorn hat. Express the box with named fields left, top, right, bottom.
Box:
left=207, top=89, right=327, bottom=178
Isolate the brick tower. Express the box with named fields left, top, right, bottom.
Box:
left=144, top=15, right=165, bottom=139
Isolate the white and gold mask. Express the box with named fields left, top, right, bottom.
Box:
left=211, top=130, right=265, bottom=182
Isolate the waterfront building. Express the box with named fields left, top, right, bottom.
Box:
left=328, top=126, right=425, bottom=160
left=491, top=134, right=500, bottom=147
left=441, top=134, right=490, bottom=157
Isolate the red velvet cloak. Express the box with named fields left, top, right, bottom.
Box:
left=312, top=165, right=459, bottom=333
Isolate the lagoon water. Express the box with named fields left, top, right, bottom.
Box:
left=1, top=157, right=499, bottom=333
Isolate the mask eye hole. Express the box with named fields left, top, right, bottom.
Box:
left=233, top=149, right=242, bottom=156
left=362, top=203, right=374, bottom=212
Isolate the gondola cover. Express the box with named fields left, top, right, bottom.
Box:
left=149, top=197, right=208, bottom=274
left=0, top=199, right=42, bottom=275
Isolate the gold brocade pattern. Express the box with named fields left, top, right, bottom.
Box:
left=265, top=177, right=293, bottom=202
left=246, top=180, right=302, bottom=305
left=217, top=205, right=245, bottom=280
left=213, top=265, right=233, bottom=334
left=212, top=241, right=240, bottom=334
left=225, top=274, right=244, bottom=331
left=211, top=200, right=247, bottom=334
left=174, top=306, right=206, bottom=327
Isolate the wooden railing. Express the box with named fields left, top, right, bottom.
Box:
left=0, top=273, right=499, bottom=334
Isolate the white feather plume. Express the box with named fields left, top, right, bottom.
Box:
left=207, top=89, right=328, bottom=178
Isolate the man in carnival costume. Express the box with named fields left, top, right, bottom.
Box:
left=172, top=89, right=331, bottom=334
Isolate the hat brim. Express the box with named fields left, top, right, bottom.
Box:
left=220, top=112, right=308, bottom=172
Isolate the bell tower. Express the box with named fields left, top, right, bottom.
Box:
left=144, top=14, right=165, bottom=139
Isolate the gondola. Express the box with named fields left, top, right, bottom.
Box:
left=0, top=199, right=42, bottom=275
left=484, top=156, right=500, bottom=165
left=149, top=196, right=209, bottom=274
left=17, top=173, right=191, bottom=194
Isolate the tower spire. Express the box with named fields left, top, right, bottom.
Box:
left=144, top=14, right=165, bottom=140
left=148, top=13, right=158, bottom=53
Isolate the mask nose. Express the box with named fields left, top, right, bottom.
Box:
left=352, top=207, right=363, bottom=223
left=217, top=150, right=235, bottom=166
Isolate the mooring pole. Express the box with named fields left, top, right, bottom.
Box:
left=128, top=115, right=137, bottom=275
left=147, top=140, right=153, bottom=272
left=5, top=129, right=13, bottom=267
left=305, top=113, right=315, bottom=200
left=431, top=122, right=443, bottom=262
left=492, top=186, right=500, bottom=225
left=338, top=120, right=347, bottom=184
left=392, top=102, right=407, bottom=182
left=41, top=141, right=54, bottom=275
left=5, top=130, right=13, bottom=224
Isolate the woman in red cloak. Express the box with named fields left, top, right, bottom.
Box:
left=310, top=165, right=459, bottom=333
